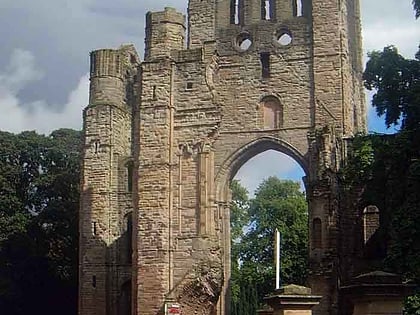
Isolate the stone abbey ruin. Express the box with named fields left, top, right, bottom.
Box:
left=78, top=0, right=376, bottom=314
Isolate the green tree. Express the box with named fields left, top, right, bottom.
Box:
left=230, top=180, right=250, bottom=242
left=351, top=6, right=420, bottom=311
left=363, top=43, right=420, bottom=282
left=0, top=129, right=81, bottom=315
left=364, top=46, right=420, bottom=130
left=414, top=0, right=420, bottom=18
left=230, top=177, right=308, bottom=309
left=230, top=180, right=251, bottom=311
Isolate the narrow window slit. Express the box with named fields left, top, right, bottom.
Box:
left=261, top=0, right=272, bottom=20
left=126, top=213, right=133, bottom=263
left=94, top=140, right=100, bottom=154
left=293, top=0, right=303, bottom=17
left=230, top=0, right=241, bottom=24
left=260, top=53, right=270, bottom=78
left=312, top=218, right=322, bottom=249
left=92, top=275, right=97, bottom=288
left=127, top=163, right=133, bottom=192
left=92, top=221, right=97, bottom=235
left=152, top=85, right=157, bottom=100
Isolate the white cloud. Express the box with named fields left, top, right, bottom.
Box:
left=0, top=49, right=43, bottom=93
left=0, top=49, right=88, bottom=135
left=0, top=0, right=417, bottom=189
left=363, top=23, right=420, bottom=59
left=361, top=0, right=420, bottom=58
left=360, top=1, right=419, bottom=133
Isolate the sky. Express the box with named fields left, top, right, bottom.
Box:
left=0, top=0, right=419, bottom=194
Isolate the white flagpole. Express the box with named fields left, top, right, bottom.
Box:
left=275, top=229, right=281, bottom=290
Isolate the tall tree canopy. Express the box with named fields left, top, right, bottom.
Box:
left=361, top=45, right=420, bottom=276
left=0, top=129, right=81, bottom=315
left=414, top=0, right=420, bottom=18
left=364, top=46, right=420, bottom=130
left=230, top=177, right=308, bottom=313
left=348, top=5, right=420, bottom=311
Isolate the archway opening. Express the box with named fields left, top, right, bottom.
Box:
left=227, top=148, right=308, bottom=313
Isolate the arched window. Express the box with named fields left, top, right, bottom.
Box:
left=260, top=53, right=270, bottom=78
left=261, top=0, right=274, bottom=20
left=230, top=0, right=241, bottom=24
left=293, top=0, right=303, bottom=17
left=94, top=140, right=100, bottom=154
left=312, top=218, right=322, bottom=249
left=261, top=96, right=283, bottom=129
left=362, top=205, right=380, bottom=244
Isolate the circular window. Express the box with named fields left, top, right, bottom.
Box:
left=235, top=33, right=253, bottom=52
left=276, top=30, right=293, bottom=46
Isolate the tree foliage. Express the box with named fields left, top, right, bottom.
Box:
left=344, top=132, right=420, bottom=313
left=230, top=180, right=250, bottom=242
left=346, top=11, right=420, bottom=311
left=344, top=132, right=420, bottom=274
left=0, top=129, right=81, bottom=315
left=230, top=180, right=250, bottom=310
left=414, top=0, right=420, bottom=18
left=230, top=178, right=308, bottom=311
left=361, top=42, right=420, bottom=284
left=364, top=46, right=420, bottom=130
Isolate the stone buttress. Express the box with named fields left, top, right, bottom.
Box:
left=79, top=45, right=140, bottom=315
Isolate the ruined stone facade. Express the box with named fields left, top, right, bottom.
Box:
left=79, top=0, right=366, bottom=314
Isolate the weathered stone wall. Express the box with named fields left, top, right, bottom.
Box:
left=188, top=0, right=216, bottom=48
left=144, top=8, right=186, bottom=61
left=80, top=0, right=367, bottom=314
left=79, top=45, right=139, bottom=315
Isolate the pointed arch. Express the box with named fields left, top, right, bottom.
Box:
left=362, top=205, right=380, bottom=244
left=215, top=136, right=308, bottom=200
left=119, top=156, right=134, bottom=192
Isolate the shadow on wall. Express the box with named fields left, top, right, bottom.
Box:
left=79, top=186, right=133, bottom=315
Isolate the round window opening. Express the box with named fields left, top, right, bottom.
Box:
left=236, top=33, right=253, bottom=52
left=277, top=32, right=293, bottom=46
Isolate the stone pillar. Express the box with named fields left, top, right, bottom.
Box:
left=80, top=45, right=137, bottom=315
left=263, top=285, right=322, bottom=315
left=341, top=271, right=416, bottom=315
left=188, top=0, right=216, bottom=48
left=135, top=58, right=175, bottom=315
left=144, top=7, right=186, bottom=61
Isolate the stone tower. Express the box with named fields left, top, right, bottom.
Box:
left=79, top=0, right=366, bottom=315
